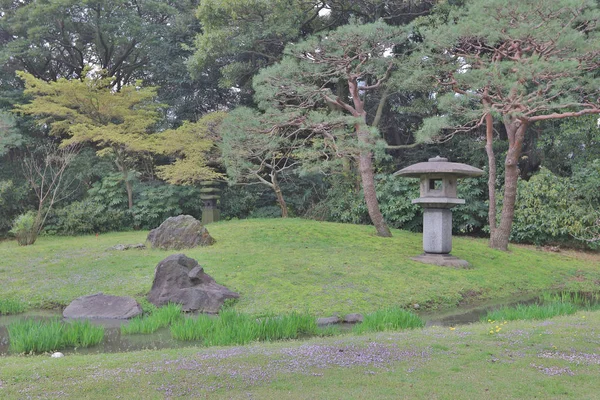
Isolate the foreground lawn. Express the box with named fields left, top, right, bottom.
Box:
left=0, top=218, right=599, bottom=315
left=1, top=310, right=599, bottom=399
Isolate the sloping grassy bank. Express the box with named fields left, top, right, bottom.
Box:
left=1, top=310, right=599, bottom=399
left=0, top=218, right=599, bottom=315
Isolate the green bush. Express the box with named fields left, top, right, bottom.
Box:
left=10, top=211, right=38, bottom=246
left=132, top=183, right=203, bottom=229
left=45, top=199, right=126, bottom=235
left=510, top=168, right=599, bottom=248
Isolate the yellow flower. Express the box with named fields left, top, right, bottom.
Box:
left=449, top=327, right=456, bottom=330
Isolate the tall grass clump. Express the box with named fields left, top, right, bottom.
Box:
left=483, top=302, right=577, bottom=322
left=0, top=298, right=27, bottom=315
left=8, top=318, right=104, bottom=354
left=540, top=291, right=600, bottom=310
left=257, top=312, right=318, bottom=341
left=62, top=320, right=105, bottom=347
left=171, top=310, right=321, bottom=346
left=353, top=307, right=424, bottom=334
left=121, top=303, right=182, bottom=335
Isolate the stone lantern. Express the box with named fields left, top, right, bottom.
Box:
left=394, top=156, right=483, bottom=267
left=199, top=181, right=221, bottom=225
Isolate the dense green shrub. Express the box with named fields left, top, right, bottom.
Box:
left=132, top=183, right=203, bottom=229
left=45, top=199, right=126, bottom=235
left=376, top=174, right=422, bottom=231
left=510, top=167, right=599, bottom=248
left=0, top=179, right=28, bottom=236
left=453, top=175, right=488, bottom=234
left=46, top=174, right=205, bottom=234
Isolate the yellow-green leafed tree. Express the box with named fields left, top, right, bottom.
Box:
left=14, top=71, right=161, bottom=209
left=152, top=112, right=225, bottom=185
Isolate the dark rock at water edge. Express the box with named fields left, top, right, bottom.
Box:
left=147, top=215, right=215, bottom=250
left=63, top=293, right=143, bottom=319
left=147, top=254, right=239, bottom=313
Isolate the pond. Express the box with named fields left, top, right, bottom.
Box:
left=1, top=292, right=597, bottom=356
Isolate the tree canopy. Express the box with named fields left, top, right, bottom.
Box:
left=415, top=0, right=600, bottom=250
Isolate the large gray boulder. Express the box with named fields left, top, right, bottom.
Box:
left=147, top=215, right=215, bottom=250
left=63, top=293, right=142, bottom=319
left=147, top=254, right=239, bottom=313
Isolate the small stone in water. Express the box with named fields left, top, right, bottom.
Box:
left=51, top=352, right=64, bottom=358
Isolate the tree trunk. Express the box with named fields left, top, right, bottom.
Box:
left=484, top=111, right=497, bottom=236
left=125, top=179, right=134, bottom=210
left=489, top=120, right=527, bottom=250
left=271, top=173, right=288, bottom=218
left=356, top=123, right=391, bottom=237
left=114, top=151, right=134, bottom=210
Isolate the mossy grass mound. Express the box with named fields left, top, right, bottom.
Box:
left=1, top=218, right=599, bottom=315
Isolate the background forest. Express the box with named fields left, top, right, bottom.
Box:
left=1, top=0, right=599, bottom=250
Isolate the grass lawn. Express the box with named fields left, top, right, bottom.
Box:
left=1, top=218, right=599, bottom=315
left=1, top=218, right=600, bottom=398
left=1, top=310, right=599, bottom=399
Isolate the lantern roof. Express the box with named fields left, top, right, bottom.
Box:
left=393, top=156, right=484, bottom=178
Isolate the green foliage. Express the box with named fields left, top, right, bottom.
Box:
left=15, top=71, right=161, bottom=154
left=307, top=174, right=371, bottom=225
left=189, top=0, right=327, bottom=89
left=308, top=172, right=488, bottom=234
left=0, top=179, right=28, bottom=236
left=453, top=175, right=488, bottom=234
left=131, top=182, right=203, bottom=229
left=539, top=116, right=600, bottom=176
left=170, top=310, right=320, bottom=345
left=121, top=303, right=183, bottom=335
left=0, top=298, right=27, bottom=315
left=152, top=112, right=224, bottom=185
left=352, top=307, right=424, bottom=334
left=510, top=168, right=599, bottom=248
left=0, top=111, right=24, bottom=156
left=540, top=291, right=600, bottom=311
left=9, top=211, right=38, bottom=246
left=8, top=318, right=104, bottom=354
left=376, top=174, right=422, bottom=231
left=44, top=199, right=126, bottom=236
left=46, top=175, right=205, bottom=234
left=483, top=302, right=577, bottom=322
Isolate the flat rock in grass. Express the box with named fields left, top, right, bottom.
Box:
left=109, top=243, right=146, bottom=251
left=63, top=293, right=142, bottom=319
left=317, top=316, right=340, bottom=326
left=147, top=215, right=215, bottom=250
left=343, top=313, right=363, bottom=324
left=147, top=254, right=239, bottom=313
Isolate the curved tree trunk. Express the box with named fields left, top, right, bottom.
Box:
left=489, top=119, right=527, bottom=250
left=357, top=124, right=391, bottom=237
left=271, top=173, right=288, bottom=218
